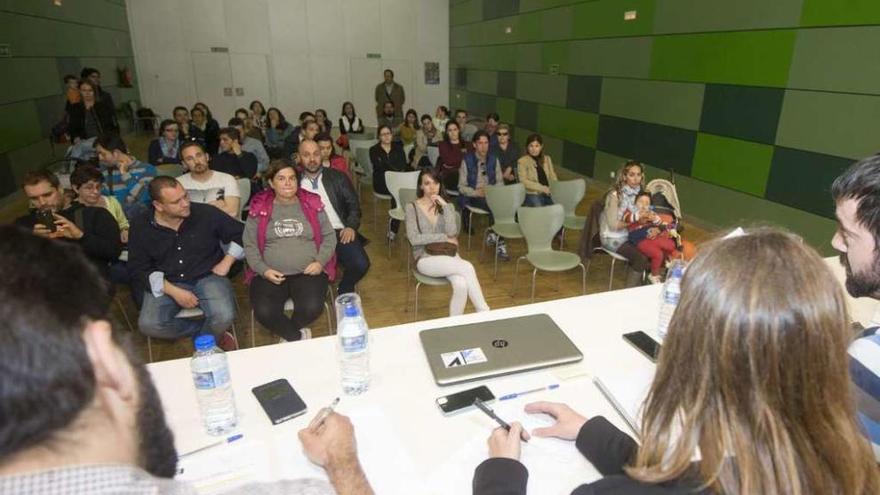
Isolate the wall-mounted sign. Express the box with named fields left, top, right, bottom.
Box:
left=425, top=62, right=439, bottom=85
left=367, top=53, right=382, bottom=59
left=0, top=44, right=11, bottom=58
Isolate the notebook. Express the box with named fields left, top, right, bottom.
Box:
left=419, top=313, right=583, bottom=385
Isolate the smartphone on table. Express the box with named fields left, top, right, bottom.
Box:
left=622, top=331, right=661, bottom=362
left=436, top=385, right=495, bottom=415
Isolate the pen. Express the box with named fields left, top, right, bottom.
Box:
left=473, top=398, right=528, bottom=442
left=308, top=397, right=340, bottom=430
left=179, top=433, right=244, bottom=459
left=498, top=384, right=559, bottom=401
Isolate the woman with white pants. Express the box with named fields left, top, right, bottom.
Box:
left=405, top=169, right=490, bottom=316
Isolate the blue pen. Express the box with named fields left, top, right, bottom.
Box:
left=179, top=433, right=244, bottom=459
left=498, top=384, right=559, bottom=401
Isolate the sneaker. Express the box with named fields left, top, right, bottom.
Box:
left=648, top=274, right=663, bottom=285
left=218, top=331, right=239, bottom=351
left=485, top=231, right=499, bottom=246
left=496, top=241, right=510, bottom=261
left=387, top=230, right=396, bottom=242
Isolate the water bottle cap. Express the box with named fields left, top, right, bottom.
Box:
left=343, top=304, right=359, bottom=317
left=194, top=334, right=216, bottom=351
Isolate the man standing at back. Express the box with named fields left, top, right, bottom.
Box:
left=830, top=154, right=880, bottom=460
left=374, top=69, right=404, bottom=121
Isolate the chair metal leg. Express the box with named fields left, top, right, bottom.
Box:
left=386, top=217, right=393, bottom=260
left=512, top=256, right=524, bottom=296
left=493, top=237, right=500, bottom=280
left=414, top=282, right=422, bottom=321
left=479, top=227, right=489, bottom=262
left=530, top=268, right=538, bottom=303
left=324, top=302, right=334, bottom=335
left=560, top=228, right=566, bottom=249
left=250, top=309, right=256, bottom=348
left=608, top=258, right=616, bottom=291
left=147, top=336, right=154, bottom=363
left=579, top=263, right=587, bottom=294
left=467, top=210, right=474, bottom=251
left=115, top=297, right=135, bottom=333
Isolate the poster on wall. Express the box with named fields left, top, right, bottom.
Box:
left=425, top=62, right=440, bottom=85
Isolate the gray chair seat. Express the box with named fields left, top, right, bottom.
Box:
left=525, top=251, right=582, bottom=272
left=492, top=222, right=523, bottom=240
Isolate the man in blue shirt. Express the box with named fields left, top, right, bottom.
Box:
left=831, top=154, right=880, bottom=460
left=94, top=133, right=157, bottom=221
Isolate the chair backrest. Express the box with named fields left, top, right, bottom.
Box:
left=427, top=146, right=440, bottom=166
left=399, top=188, right=417, bottom=209
left=550, top=179, right=586, bottom=217
left=403, top=143, right=415, bottom=159
left=156, top=163, right=183, bottom=178
left=518, top=204, right=564, bottom=253
left=236, top=178, right=252, bottom=217
left=385, top=171, right=421, bottom=211
left=578, top=199, right=605, bottom=260
left=485, top=183, right=526, bottom=225
left=356, top=147, right=373, bottom=178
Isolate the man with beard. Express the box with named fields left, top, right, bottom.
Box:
left=830, top=154, right=880, bottom=459
left=0, top=226, right=374, bottom=494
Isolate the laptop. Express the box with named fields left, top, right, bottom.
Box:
left=420, top=314, right=583, bottom=386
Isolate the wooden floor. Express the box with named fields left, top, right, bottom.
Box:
left=3, top=132, right=715, bottom=362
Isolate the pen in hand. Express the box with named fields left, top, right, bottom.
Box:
left=474, top=398, right=528, bottom=443
left=308, top=397, right=340, bottom=430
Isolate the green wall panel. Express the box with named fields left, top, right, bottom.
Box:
left=691, top=134, right=774, bottom=196
left=515, top=100, right=538, bottom=130
left=699, top=84, right=785, bottom=144
left=537, top=105, right=598, bottom=146
left=567, top=37, right=653, bottom=78
left=776, top=90, right=880, bottom=159
left=516, top=44, right=544, bottom=72
left=0, top=13, right=133, bottom=58
left=788, top=26, right=880, bottom=96
left=516, top=73, right=567, bottom=106
left=570, top=0, right=656, bottom=39
left=4, top=0, right=130, bottom=31
left=0, top=101, right=43, bottom=155
left=599, top=78, right=704, bottom=130
left=539, top=6, right=574, bottom=42
left=765, top=147, right=853, bottom=218
left=566, top=75, right=602, bottom=113
left=496, top=97, right=517, bottom=123
left=0, top=59, right=62, bottom=105
left=497, top=71, right=518, bottom=97
left=542, top=41, right=569, bottom=74
left=519, top=0, right=585, bottom=13
left=800, top=0, right=880, bottom=26
left=654, top=0, right=803, bottom=33
left=451, top=0, right=483, bottom=25
left=465, top=69, right=498, bottom=94
left=483, top=0, right=520, bottom=21
left=650, top=31, right=797, bottom=87
left=563, top=140, right=595, bottom=176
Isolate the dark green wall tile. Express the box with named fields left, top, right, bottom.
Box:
left=691, top=133, right=774, bottom=196
left=496, top=97, right=517, bottom=123
left=765, top=147, right=852, bottom=218
left=0, top=154, right=15, bottom=198
left=0, top=101, right=43, bottom=155
left=466, top=69, right=498, bottom=94
left=596, top=115, right=696, bottom=175
left=497, top=71, right=518, bottom=98
left=515, top=100, right=538, bottom=130
left=566, top=75, right=602, bottom=113
left=34, top=94, right=65, bottom=137
left=650, top=31, right=797, bottom=87
left=467, top=92, right=498, bottom=118
left=0, top=58, right=61, bottom=105
left=654, top=0, right=803, bottom=33
left=451, top=0, right=483, bottom=25
left=800, top=0, right=880, bottom=26
left=455, top=68, right=468, bottom=88
left=563, top=140, right=595, bottom=177
left=483, top=0, right=519, bottom=20
left=570, top=0, right=656, bottom=39
left=699, top=84, right=784, bottom=144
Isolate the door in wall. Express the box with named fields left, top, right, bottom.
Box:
left=229, top=53, right=272, bottom=113
left=349, top=57, right=413, bottom=127
left=191, top=52, right=236, bottom=123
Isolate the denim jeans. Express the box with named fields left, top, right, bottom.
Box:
left=522, top=193, right=553, bottom=207
left=138, top=274, right=236, bottom=340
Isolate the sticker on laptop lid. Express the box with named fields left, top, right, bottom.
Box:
left=441, top=347, right=488, bottom=368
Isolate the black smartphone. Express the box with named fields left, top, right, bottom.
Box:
left=436, top=385, right=495, bottom=415
left=36, top=209, right=57, bottom=233
left=252, top=379, right=307, bottom=425
left=622, top=331, right=661, bottom=362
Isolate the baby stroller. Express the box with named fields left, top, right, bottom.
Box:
left=645, top=178, right=684, bottom=250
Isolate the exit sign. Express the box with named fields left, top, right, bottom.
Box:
left=367, top=53, right=382, bottom=59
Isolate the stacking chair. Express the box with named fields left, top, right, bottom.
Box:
left=550, top=179, right=586, bottom=248
left=513, top=204, right=586, bottom=302
left=155, top=163, right=183, bottom=178
left=236, top=177, right=252, bottom=219
left=385, top=171, right=421, bottom=258
left=581, top=199, right=637, bottom=290
left=483, top=183, right=525, bottom=279
left=394, top=188, right=418, bottom=264
left=464, top=202, right=490, bottom=251
left=145, top=307, right=240, bottom=363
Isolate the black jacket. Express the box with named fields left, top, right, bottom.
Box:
left=15, top=202, right=122, bottom=281
left=369, top=142, right=408, bottom=195
left=67, top=100, right=119, bottom=140
left=473, top=416, right=710, bottom=495
left=314, top=167, right=361, bottom=231
left=211, top=150, right=257, bottom=179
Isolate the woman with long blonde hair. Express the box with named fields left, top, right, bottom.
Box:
left=474, top=228, right=880, bottom=495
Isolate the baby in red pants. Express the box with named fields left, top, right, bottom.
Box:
left=624, top=192, right=681, bottom=284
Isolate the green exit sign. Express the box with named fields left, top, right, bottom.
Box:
left=367, top=53, right=382, bottom=59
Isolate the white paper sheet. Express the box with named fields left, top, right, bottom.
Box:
left=176, top=438, right=273, bottom=494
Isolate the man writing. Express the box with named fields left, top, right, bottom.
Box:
left=0, top=226, right=374, bottom=494
left=298, top=139, right=371, bottom=294
left=177, top=141, right=241, bottom=218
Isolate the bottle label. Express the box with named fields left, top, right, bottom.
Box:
left=192, top=367, right=230, bottom=390
left=341, top=335, right=367, bottom=353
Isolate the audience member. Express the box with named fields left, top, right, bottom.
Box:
left=177, top=141, right=241, bottom=218
left=128, top=176, right=242, bottom=350
left=315, top=133, right=353, bottom=182
left=190, top=105, right=219, bottom=154
left=455, top=109, right=478, bottom=142
left=625, top=192, right=680, bottom=284
left=830, top=154, right=880, bottom=459
left=378, top=101, right=403, bottom=138
left=315, top=108, right=332, bottom=134
left=172, top=105, right=196, bottom=143
left=15, top=170, right=121, bottom=283
left=369, top=124, right=408, bottom=240
left=491, top=123, right=519, bottom=184
left=70, top=165, right=130, bottom=243
left=244, top=160, right=337, bottom=342
left=518, top=133, right=556, bottom=207
left=285, top=118, right=320, bottom=161
left=299, top=139, right=371, bottom=295
left=413, top=114, right=442, bottom=169
left=249, top=99, right=268, bottom=131
left=473, top=229, right=880, bottom=495
left=433, top=105, right=450, bottom=135
left=63, top=74, right=80, bottom=107
left=599, top=160, right=650, bottom=287
left=94, top=133, right=157, bottom=220
left=399, top=108, right=419, bottom=147
left=265, top=107, right=294, bottom=158
left=80, top=67, right=115, bottom=113
left=194, top=102, right=221, bottom=151
left=66, top=80, right=118, bottom=160
left=374, top=68, right=404, bottom=120
left=338, top=101, right=365, bottom=135
left=485, top=112, right=500, bottom=146
left=406, top=169, right=489, bottom=316
left=229, top=117, right=270, bottom=174
left=213, top=127, right=258, bottom=179
left=0, top=225, right=373, bottom=495
left=458, top=130, right=507, bottom=260
left=437, top=120, right=470, bottom=192
left=235, top=108, right=264, bottom=141
left=147, top=119, right=181, bottom=166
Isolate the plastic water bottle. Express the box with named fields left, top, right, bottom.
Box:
left=657, top=260, right=685, bottom=340
left=336, top=294, right=370, bottom=395
left=191, top=334, right=238, bottom=435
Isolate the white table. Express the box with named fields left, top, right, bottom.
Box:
left=149, top=257, right=878, bottom=494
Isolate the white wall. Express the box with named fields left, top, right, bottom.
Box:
left=126, top=0, right=449, bottom=126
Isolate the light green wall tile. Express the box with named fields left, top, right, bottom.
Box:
left=450, top=90, right=469, bottom=110
left=570, top=0, right=656, bottom=38
left=515, top=127, right=537, bottom=148
left=4, top=0, right=130, bottom=31
left=496, top=97, right=517, bottom=123
left=540, top=133, right=564, bottom=164
left=0, top=59, right=62, bottom=105
left=599, top=78, right=705, bottom=130
left=654, top=0, right=803, bottom=33
left=0, top=13, right=133, bottom=57
left=519, top=0, right=585, bottom=12
left=567, top=37, right=653, bottom=78
left=516, top=44, right=544, bottom=72
left=451, top=0, right=482, bottom=25
left=542, top=41, right=569, bottom=74
left=8, top=139, right=56, bottom=184
left=516, top=11, right=544, bottom=43
left=691, top=134, right=774, bottom=196
left=466, top=69, right=498, bottom=94
left=776, top=90, right=880, bottom=159
left=539, top=6, right=574, bottom=42
left=537, top=105, right=598, bottom=146
left=516, top=73, right=567, bottom=106
left=788, top=26, right=880, bottom=96
left=455, top=46, right=517, bottom=71
left=0, top=101, right=43, bottom=155
left=650, top=31, right=797, bottom=87
left=801, top=0, right=880, bottom=26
